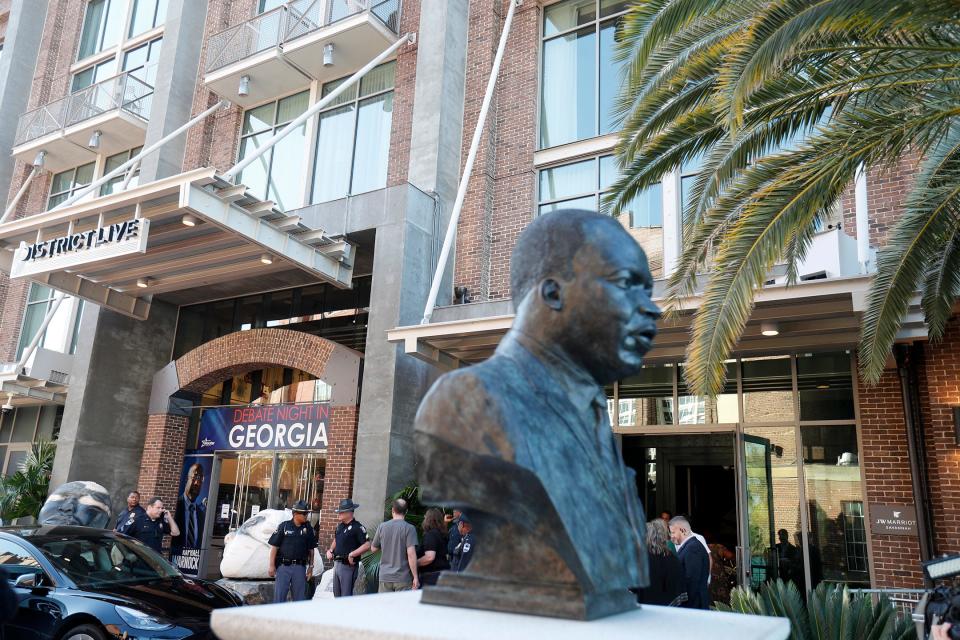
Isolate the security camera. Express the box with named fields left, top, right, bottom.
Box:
left=0, top=403, right=13, bottom=416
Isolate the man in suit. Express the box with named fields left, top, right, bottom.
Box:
left=415, top=210, right=662, bottom=620
left=172, top=463, right=206, bottom=553
left=669, top=516, right=710, bottom=609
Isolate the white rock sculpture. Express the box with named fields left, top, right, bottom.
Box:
left=220, top=509, right=323, bottom=579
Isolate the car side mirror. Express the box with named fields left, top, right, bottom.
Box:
left=14, top=573, right=37, bottom=588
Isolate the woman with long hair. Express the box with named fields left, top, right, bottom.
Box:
left=417, top=508, right=450, bottom=586
left=637, top=518, right=683, bottom=605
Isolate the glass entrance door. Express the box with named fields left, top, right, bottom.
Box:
left=740, top=433, right=776, bottom=589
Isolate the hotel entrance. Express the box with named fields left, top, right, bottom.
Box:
left=615, top=351, right=871, bottom=603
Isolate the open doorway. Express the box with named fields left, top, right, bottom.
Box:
left=622, top=432, right=739, bottom=604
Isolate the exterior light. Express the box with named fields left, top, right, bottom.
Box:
left=181, top=214, right=198, bottom=227
left=260, top=253, right=273, bottom=265
left=817, top=384, right=830, bottom=390
left=323, top=44, right=334, bottom=67
left=761, top=321, right=779, bottom=337
left=238, top=75, right=250, bottom=97
left=136, top=277, right=151, bottom=288
left=32, top=150, right=46, bottom=168
left=88, top=130, right=102, bottom=149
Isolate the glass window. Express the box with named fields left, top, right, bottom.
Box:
left=100, top=147, right=143, bottom=196
left=801, top=425, right=868, bottom=588
left=678, top=361, right=738, bottom=424
left=78, top=0, right=124, bottom=60
left=71, top=60, right=115, bottom=92
left=599, top=155, right=663, bottom=227
left=741, top=356, right=794, bottom=423
left=796, top=352, right=855, bottom=421
left=618, top=364, right=674, bottom=426
left=539, top=158, right=596, bottom=205
left=0, top=539, right=43, bottom=581
left=311, top=62, right=395, bottom=204
left=237, top=91, right=309, bottom=211
left=16, top=285, right=82, bottom=360
left=540, top=0, right=629, bottom=148
left=122, top=37, right=162, bottom=85
left=128, top=0, right=167, bottom=37
left=258, top=0, right=286, bottom=13
left=5, top=450, right=27, bottom=474
left=48, top=162, right=96, bottom=209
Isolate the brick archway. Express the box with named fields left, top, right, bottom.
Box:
left=138, top=329, right=362, bottom=550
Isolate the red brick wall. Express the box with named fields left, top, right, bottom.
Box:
left=842, top=154, right=920, bottom=249
left=857, top=371, right=924, bottom=588
left=137, top=328, right=361, bottom=560
left=385, top=0, right=419, bottom=188
left=921, top=318, right=960, bottom=559
left=453, top=0, right=539, bottom=302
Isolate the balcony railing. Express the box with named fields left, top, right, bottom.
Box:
left=14, top=72, right=154, bottom=147
left=206, top=0, right=401, bottom=74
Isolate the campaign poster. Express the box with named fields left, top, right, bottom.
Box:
left=197, top=402, right=330, bottom=453
left=170, top=454, right=213, bottom=577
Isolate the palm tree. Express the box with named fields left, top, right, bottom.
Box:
left=607, top=0, right=960, bottom=395
left=0, top=441, right=56, bottom=523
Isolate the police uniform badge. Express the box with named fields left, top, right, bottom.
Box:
left=125, top=513, right=136, bottom=527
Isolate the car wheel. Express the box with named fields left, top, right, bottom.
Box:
left=61, top=623, right=108, bottom=640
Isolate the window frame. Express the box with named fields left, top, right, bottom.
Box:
left=74, top=0, right=166, bottom=91
left=15, top=285, right=85, bottom=361
left=47, top=162, right=97, bottom=211
left=538, top=0, right=631, bottom=150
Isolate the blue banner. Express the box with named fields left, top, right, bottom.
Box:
left=197, top=402, right=330, bottom=453
left=170, top=454, right=213, bottom=576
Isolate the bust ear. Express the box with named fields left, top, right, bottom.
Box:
left=539, top=278, right=563, bottom=311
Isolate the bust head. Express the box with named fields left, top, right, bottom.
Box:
left=39, top=481, right=112, bottom=529
left=510, top=210, right=661, bottom=384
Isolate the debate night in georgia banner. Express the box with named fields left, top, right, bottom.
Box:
left=197, top=402, right=330, bottom=453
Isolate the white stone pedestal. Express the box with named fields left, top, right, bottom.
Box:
left=211, top=590, right=790, bottom=640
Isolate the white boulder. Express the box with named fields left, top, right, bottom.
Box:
left=220, top=509, right=323, bottom=580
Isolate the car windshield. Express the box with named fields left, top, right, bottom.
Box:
left=34, top=533, right=181, bottom=587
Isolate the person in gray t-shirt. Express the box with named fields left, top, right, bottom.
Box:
left=371, top=499, right=420, bottom=592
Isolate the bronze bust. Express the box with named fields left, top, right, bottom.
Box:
left=415, top=210, right=661, bottom=620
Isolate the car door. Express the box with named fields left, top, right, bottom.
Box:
left=0, top=538, right=62, bottom=640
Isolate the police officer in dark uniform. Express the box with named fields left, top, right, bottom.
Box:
left=450, top=512, right=475, bottom=572
left=268, top=500, right=317, bottom=603
left=325, top=499, right=370, bottom=597
left=114, top=491, right=145, bottom=531
left=118, top=497, right=180, bottom=556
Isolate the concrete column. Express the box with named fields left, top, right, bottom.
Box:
left=0, top=0, right=49, bottom=202
left=138, top=0, right=209, bottom=181
left=855, top=163, right=870, bottom=273
left=349, top=0, right=470, bottom=527
left=662, top=169, right=682, bottom=276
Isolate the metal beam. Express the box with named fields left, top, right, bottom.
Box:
left=37, top=271, right=150, bottom=319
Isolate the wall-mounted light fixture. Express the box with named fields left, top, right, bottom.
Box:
left=761, top=321, right=780, bottom=337
left=323, top=44, right=334, bottom=67
left=260, top=253, right=273, bottom=265
left=88, top=130, right=102, bottom=149
left=181, top=214, right=198, bottom=227
left=32, top=150, right=46, bottom=168
left=238, top=75, right=250, bottom=97
left=136, top=277, right=152, bottom=288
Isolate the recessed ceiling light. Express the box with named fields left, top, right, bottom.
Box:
left=181, top=214, right=198, bottom=227
left=761, top=321, right=779, bottom=337
left=136, top=277, right=151, bottom=288
left=260, top=253, right=273, bottom=265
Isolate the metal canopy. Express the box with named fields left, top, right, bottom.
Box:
left=387, top=276, right=930, bottom=371
left=0, top=167, right=354, bottom=319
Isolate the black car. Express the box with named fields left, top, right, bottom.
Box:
left=0, top=525, right=242, bottom=639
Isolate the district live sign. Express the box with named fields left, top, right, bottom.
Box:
left=198, top=402, right=330, bottom=453
left=10, top=217, right=150, bottom=279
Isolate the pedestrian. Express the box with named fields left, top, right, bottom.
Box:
left=118, top=497, right=180, bottom=556
left=445, top=509, right=462, bottom=563
left=325, top=498, right=370, bottom=597
left=668, top=516, right=709, bottom=609
left=637, top=519, right=682, bottom=606
left=370, top=499, right=419, bottom=592
left=114, top=491, right=145, bottom=531
left=267, top=500, right=317, bottom=603
left=450, top=512, right=475, bottom=572
left=417, top=508, right=450, bottom=586
left=659, top=510, right=677, bottom=553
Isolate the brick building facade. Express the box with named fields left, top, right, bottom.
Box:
left=0, top=0, right=953, bottom=596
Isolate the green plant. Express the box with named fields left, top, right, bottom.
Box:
left=715, top=580, right=916, bottom=640
left=383, top=482, right=428, bottom=532
left=609, top=0, right=960, bottom=395
left=0, top=441, right=56, bottom=522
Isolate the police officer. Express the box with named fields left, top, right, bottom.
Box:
left=268, top=500, right=317, bottom=602
left=114, top=491, right=145, bottom=531
left=118, top=497, right=180, bottom=556
left=451, top=512, right=475, bottom=572
left=325, top=499, right=370, bottom=597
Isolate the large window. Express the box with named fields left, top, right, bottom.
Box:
left=78, top=0, right=125, bottom=60
left=122, top=36, right=163, bottom=85
left=100, top=147, right=143, bottom=196
left=539, top=0, right=629, bottom=148
left=128, top=0, right=168, bottom=38
left=237, top=91, right=310, bottom=211
left=311, top=61, right=395, bottom=204
left=47, top=162, right=96, bottom=210
left=16, top=285, right=84, bottom=360
left=75, top=0, right=167, bottom=92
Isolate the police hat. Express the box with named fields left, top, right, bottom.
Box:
left=334, top=498, right=360, bottom=513
left=457, top=512, right=471, bottom=525
left=291, top=500, right=311, bottom=513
